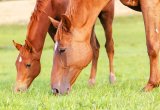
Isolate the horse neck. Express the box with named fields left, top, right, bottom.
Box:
left=26, top=14, right=49, bottom=54
left=26, top=0, right=53, bottom=57
left=67, top=0, right=109, bottom=29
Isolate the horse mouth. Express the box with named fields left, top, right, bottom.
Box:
left=51, top=83, right=71, bottom=95
left=14, top=79, right=32, bottom=93
left=14, top=84, right=28, bottom=93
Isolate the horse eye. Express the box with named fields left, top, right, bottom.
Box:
left=58, top=48, right=66, bottom=54
left=26, top=64, right=31, bottom=68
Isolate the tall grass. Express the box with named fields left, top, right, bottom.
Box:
left=1, top=15, right=160, bottom=110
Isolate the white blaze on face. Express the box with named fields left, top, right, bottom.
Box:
left=156, top=28, right=159, bottom=34
left=19, top=56, right=22, bottom=62
left=54, top=42, right=58, bottom=52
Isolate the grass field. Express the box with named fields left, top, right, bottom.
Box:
left=1, top=15, right=160, bottom=110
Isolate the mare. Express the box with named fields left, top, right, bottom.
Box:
left=50, top=0, right=160, bottom=94
left=13, top=0, right=115, bottom=92
left=50, top=0, right=115, bottom=94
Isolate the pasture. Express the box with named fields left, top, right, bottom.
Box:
left=0, top=15, right=160, bottom=110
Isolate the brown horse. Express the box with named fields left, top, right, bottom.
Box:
left=50, top=0, right=160, bottom=94
left=50, top=0, right=116, bottom=94
left=13, top=0, right=115, bottom=92
left=120, top=0, right=160, bottom=91
left=13, top=0, right=55, bottom=92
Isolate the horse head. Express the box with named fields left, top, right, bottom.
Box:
left=49, top=15, right=93, bottom=94
left=13, top=40, right=41, bottom=92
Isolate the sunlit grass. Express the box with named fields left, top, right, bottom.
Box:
left=1, top=15, right=160, bottom=110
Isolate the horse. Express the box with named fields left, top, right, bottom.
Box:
left=121, top=0, right=160, bottom=91
left=49, top=0, right=115, bottom=94
left=50, top=0, right=160, bottom=94
left=13, top=0, right=115, bottom=92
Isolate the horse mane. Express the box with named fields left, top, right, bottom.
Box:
left=26, top=0, right=49, bottom=38
left=64, top=0, right=89, bottom=27
left=30, top=0, right=48, bottom=21
left=55, top=0, right=88, bottom=41
left=65, top=0, right=80, bottom=20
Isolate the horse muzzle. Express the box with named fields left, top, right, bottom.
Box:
left=51, top=83, right=71, bottom=95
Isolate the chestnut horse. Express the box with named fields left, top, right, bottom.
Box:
left=13, top=0, right=115, bottom=92
left=13, top=0, right=56, bottom=92
left=50, top=0, right=160, bottom=94
left=50, top=0, right=115, bottom=94
left=120, top=0, right=160, bottom=91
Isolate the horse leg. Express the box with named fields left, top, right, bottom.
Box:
left=88, top=27, right=100, bottom=86
left=99, top=0, right=115, bottom=84
left=48, top=24, right=57, bottom=42
left=141, top=0, right=160, bottom=91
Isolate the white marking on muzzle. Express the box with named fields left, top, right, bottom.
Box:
left=54, top=42, right=58, bottom=52
left=19, top=56, right=22, bottom=62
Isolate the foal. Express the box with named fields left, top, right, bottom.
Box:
left=13, top=0, right=66, bottom=92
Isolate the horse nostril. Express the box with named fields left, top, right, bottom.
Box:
left=66, top=87, right=71, bottom=94
left=58, top=48, right=66, bottom=54
left=52, top=88, right=59, bottom=94
left=67, top=87, right=70, bottom=91
left=14, top=87, right=20, bottom=93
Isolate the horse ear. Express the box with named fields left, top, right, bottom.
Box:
left=61, top=15, right=71, bottom=31
left=48, top=16, right=60, bottom=28
left=13, top=40, right=22, bottom=51
left=25, top=40, right=33, bottom=53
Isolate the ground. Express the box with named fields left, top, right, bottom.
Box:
left=1, top=15, right=160, bottom=110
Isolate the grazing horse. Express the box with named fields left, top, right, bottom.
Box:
left=50, top=0, right=160, bottom=94
left=13, top=0, right=56, bottom=92
left=121, top=0, right=160, bottom=91
left=13, top=0, right=115, bottom=92
left=50, top=0, right=115, bottom=94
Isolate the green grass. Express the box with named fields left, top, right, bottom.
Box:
left=1, top=15, right=160, bottom=110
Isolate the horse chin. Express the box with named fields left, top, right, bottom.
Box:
left=14, top=84, right=28, bottom=93
left=51, top=67, right=81, bottom=95
left=14, top=79, right=32, bottom=93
